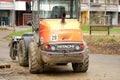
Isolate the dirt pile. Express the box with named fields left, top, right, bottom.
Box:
left=84, top=35, right=120, bottom=55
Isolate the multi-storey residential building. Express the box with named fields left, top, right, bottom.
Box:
left=15, top=0, right=32, bottom=26
left=118, top=0, right=120, bottom=24
left=81, top=0, right=90, bottom=25
left=0, top=0, right=15, bottom=26
left=0, top=0, right=32, bottom=26
left=0, top=0, right=120, bottom=26
left=89, top=0, right=118, bottom=25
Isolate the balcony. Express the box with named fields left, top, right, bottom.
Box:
left=0, top=1, right=14, bottom=10
left=90, top=2, right=118, bottom=11
left=15, top=1, right=26, bottom=10
left=106, top=4, right=118, bottom=11
left=81, top=2, right=89, bottom=11
left=90, top=2, right=101, bottom=7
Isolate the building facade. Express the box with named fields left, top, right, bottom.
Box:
left=0, top=0, right=15, bottom=26
left=90, top=0, right=118, bottom=25
left=0, top=0, right=32, bottom=26
left=81, top=0, right=118, bottom=25
left=81, top=0, right=90, bottom=25
left=15, top=0, right=32, bottom=26
left=118, top=0, right=120, bottom=24
left=0, top=0, right=120, bottom=26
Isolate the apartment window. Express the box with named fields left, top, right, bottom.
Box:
left=111, top=0, right=115, bottom=3
left=81, top=0, right=88, bottom=3
left=95, top=0, right=99, bottom=3
left=106, top=0, right=116, bottom=4
left=106, top=0, right=110, bottom=3
left=90, top=0, right=99, bottom=3
left=90, top=0, right=93, bottom=3
left=0, top=11, right=9, bottom=26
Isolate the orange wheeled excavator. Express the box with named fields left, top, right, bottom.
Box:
left=9, top=0, right=89, bottom=74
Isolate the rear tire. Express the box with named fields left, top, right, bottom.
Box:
left=29, top=42, right=44, bottom=74
left=18, top=40, right=28, bottom=66
left=72, top=56, right=89, bottom=72
left=9, top=42, right=16, bottom=60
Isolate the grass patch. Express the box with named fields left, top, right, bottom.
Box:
left=96, top=37, right=116, bottom=43
left=84, top=35, right=118, bottom=46
left=95, top=38, right=104, bottom=43
left=8, top=29, right=32, bottom=37
left=110, top=27, right=120, bottom=33
left=107, top=38, right=116, bottom=43
left=80, top=25, right=89, bottom=32
left=93, top=36, right=117, bottom=45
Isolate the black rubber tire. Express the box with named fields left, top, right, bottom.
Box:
left=18, top=40, right=28, bottom=66
left=29, top=42, right=44, bottom=74
left=9, top=42, right=16, bottom=60
left=72, top=56, right=89, bottom=72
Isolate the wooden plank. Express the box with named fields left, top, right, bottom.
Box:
left=0, top=64, right=11, bottom=69
left=91, top=26, right=108, bottom=31
left=90, top=25, right=110, bottom=35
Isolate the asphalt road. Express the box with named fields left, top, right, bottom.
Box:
left=0, top=29, right=120, bottom=80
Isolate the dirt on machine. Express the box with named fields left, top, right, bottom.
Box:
left=9, top=0, right=89, bottom=74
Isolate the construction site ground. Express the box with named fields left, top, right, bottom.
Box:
left=0, top=27, right=120, bottom=80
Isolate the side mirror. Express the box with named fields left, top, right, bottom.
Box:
left=26, top=2, right=31, bottom=12
left=27, top=21, right=32, bottom=26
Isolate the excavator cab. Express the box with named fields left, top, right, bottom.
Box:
left=51, top=6, right=66, bottom=18
left=37, top=0, right=81, bottom=44
left=30, top=0, right=80, bottom=28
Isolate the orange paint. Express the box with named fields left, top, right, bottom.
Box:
left=40, top=19, right=83, bottom=44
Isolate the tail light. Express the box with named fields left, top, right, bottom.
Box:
left=45, top=45, right=56, bottom=51
left=45, top=45, right=51, bottom=50
left=80, top=44, right=85, bottom=50
left=75, top=44, right=85, bottom=51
